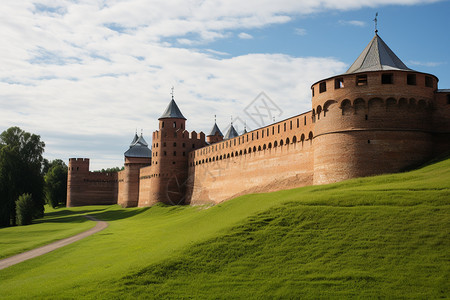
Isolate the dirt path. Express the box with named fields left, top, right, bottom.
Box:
left=0, top=215, right=108, bottom=270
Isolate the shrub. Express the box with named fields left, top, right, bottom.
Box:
left=16, top=194, right=34, bottom=226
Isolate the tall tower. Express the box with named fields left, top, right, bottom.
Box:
left=206, top=121, right=223, bottom=144
left=311, top=33, right=437, bottom=184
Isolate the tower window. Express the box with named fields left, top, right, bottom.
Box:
left=356, top=75, right=367, bottom=86
left=447, top=94, right=450, bottom=104
left=162, top=121, right=165, bottom=128
left=182, top=143, right=185, bottom=148
left=319, top=81, right=326, bottom=93
left=173, top=151, right=176, bottom=156
left=163, top=151, right=167, bottom=156
left=173, top=142, right=177, bottom=147
left=335, top=78, right=344, bottom=89
left=311, top=87, right=315, bottom=97
left=173, top=122, right=176, bottom=128
left=381, top=73, right=393, bottom=84
left=407, top=74, right=416, bottom=85
left=425, top=76, right=433, bottom=88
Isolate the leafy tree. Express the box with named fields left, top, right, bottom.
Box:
left=0, top=127, right=45, bottom=227
left=16, top=194, right=34, bottom=225
left=44, top=159, right=68, bottom=208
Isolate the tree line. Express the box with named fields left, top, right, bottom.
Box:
left=0, top=127, right=68, bottom=227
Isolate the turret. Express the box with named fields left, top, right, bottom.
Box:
left=206, top=121, right=223, bottom=144
left=118, top=132, right=151, bottom=207
left=312, top=33, right=436, bottom=185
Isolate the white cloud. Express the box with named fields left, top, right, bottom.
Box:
left=409, top=60, right=445, bottom=67
left=294, top=28, right=307, bottom=35
left=238, top=32, right=253, bottom=39
left=0, top=0, right=443, bottom=169
left=339, top=20, right=366, bottom=27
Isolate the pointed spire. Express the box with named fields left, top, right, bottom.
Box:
left=159, top=93, right=186, bottom=120
left=130, top=132, right=139, bottom=146
left=346, top=34, right=411, bottom=74
left=125, top=131, right=151, bottom=158
left=224, top=122, right=239, bottom=140
left=208, top=122, right=223, bottom=137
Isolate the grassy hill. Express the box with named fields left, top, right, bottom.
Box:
left=0, top=158, right=449, bottom=299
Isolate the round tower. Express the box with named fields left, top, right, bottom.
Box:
left=312, top=33, right=436, bottom=185
left=206, top=121, right=223, bottom=144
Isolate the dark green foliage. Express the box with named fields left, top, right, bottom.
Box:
left=93, top=166, right=124, bottom=173
left=0, top=127, right=45, bottom=226
left=44, top=159, right=68, bottom=208
left=15, top=194, right=35, bottom=226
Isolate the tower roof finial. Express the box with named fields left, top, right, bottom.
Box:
left=170, top=86, right=174, bottom=100
left=374, top=12, right=378, bottom=34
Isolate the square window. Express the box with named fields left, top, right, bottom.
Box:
left=356, top=75, right=367, bottom=86
left=335, top=78, right=344, bottom=89
left=381, top=73, right=393, bottom=84
left=425, top=76, right=433, bottom=88
left=319, top=82, right=326, bottom=93
left=407, top=74, right=416, bottom=85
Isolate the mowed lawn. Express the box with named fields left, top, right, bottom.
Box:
left=0, top=158, right=449, bottom=299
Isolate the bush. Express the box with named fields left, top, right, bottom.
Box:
left=16, top=194, right=34, bottom=226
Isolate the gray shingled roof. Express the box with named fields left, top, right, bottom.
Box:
left=159, top=99, right=186, bottom=120
left=346, top=34, right=411, bottom=74
left=224, top=124, right=239, bottom=139
left=208, top=122, right=223, bottom=137
left=125, top=134, right=151, bottom=158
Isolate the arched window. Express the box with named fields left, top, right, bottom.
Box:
left=173, top=122, right=176, bottom=128
left=286, top=138, right=290, bottom=144
left=253, top=146, right=256, bottom=152
left=258, top=145, right=261, bottom=151
left=263, top=144, right=266, bottom=150
left=308, top=131, right=313, bottom=140
left=292, top=136, right=297, bottom=143
left=274, top=141, right=278, bottom=147
left=268, top=142, right=272, bottom=149
left=280, top=139, right=284, bottom=146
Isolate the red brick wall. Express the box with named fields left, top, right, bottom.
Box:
left=67, top=158, right=118, bottom=207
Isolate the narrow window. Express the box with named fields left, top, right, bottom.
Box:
left=162, top=121, right=165, bottom=128
left=290, top=121, right=292, bottom=130
left=164, top=151, right=167, bottom=156
left=335, top=77, right=344, bottom=89
left=173, top=122, right=176, bottom=128
left=256, top=131, right=259, bottom=139
left=381, top=73, right=393, bottom=84
left=304, top=116, right=306, bottom=125
left=407, top=74, right=416, bottom=85
left=297, top=118, right=299, bottom=128
left=447, top=94, right=450, bottom=104
left=182, top=143, right=185, bottom=148
left=425, top=76, right=433, bottom=88
left=356, top=75, right=367, bottom=86
left=173, top=142, right=176, bottom=147
left=183, top=152, right=186, bottom=156
left=311, top=87, right=315, bottom=97
left=319, top=81, right=326, bottom=93
left=192, top=144, right=195, bottom=148
left=284, top=123, right=286, bottom=132
left=163, top=142, right=166, bottom=147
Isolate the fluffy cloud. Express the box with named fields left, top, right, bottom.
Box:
left=0, top=0, right=442, bottom=169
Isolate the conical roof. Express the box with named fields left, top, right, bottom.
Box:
left=346, top=34, right=411, bottom=74
left=130, top=133, right=139, bottom=146
left=208, top=122, right=223, bottom=137
left=159, top=99, right=186, bottom=120
left=125, top=133, right=151, bottom=158
left=224, top=124, right=239, bottom=139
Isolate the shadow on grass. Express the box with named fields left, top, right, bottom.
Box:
left=88, top=207, right=150, bottom=222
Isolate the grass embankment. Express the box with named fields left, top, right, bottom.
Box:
left=0, top=158, right=449, bottom=299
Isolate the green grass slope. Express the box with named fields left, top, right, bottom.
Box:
left=1, top=158, right=449, bottom=299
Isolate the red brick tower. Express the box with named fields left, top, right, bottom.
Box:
left=311, top=33, right=438, bottom=184
left=117, top=132, right=151, bottom=207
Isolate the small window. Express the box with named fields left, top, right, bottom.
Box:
left=311, top=87, right=315, bottom=97
left=163, top=151, right=167, bottom=156
left=447, top=94, right=450, bottom=105
left=356, top=75, right=367, bottom=86
left=407, top=74, right=416, bottom=85
left=335, top=78, right=344, bottom=89
left=183, top=152, right=186, bottom=156
left=173, top=122, right=176, bottom=128
left=381, top=73, right=393, bottom=84
left=192, top=144, right=195, bottom=148
left=163, top=142, right=166, bottom=147
left=173, top=142, right=176, bottom=147
left=173, top=151, right=176, bottom=156
left=162, top=121, right=165, bottom=128
left=319, top=81, right=326, bottom=93
left=425, top=76, right=433, bottom=88
left=182, top=143, right=185, bottom=148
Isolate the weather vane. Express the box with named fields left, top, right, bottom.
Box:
left=170, top=86, right=174, bottom=100
left=374, top=12, right=378, bottom=33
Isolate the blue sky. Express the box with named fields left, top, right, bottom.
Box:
left=0, top=0, right=448, bottom=170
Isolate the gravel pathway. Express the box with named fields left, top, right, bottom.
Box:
left=0, top=215, right=108, bottom=270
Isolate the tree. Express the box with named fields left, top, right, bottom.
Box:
left=16, top=194, right=34, bottom=225
left=44, top=159, right=68, bottom=208
left=0, top=127, right=45, bottom=227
